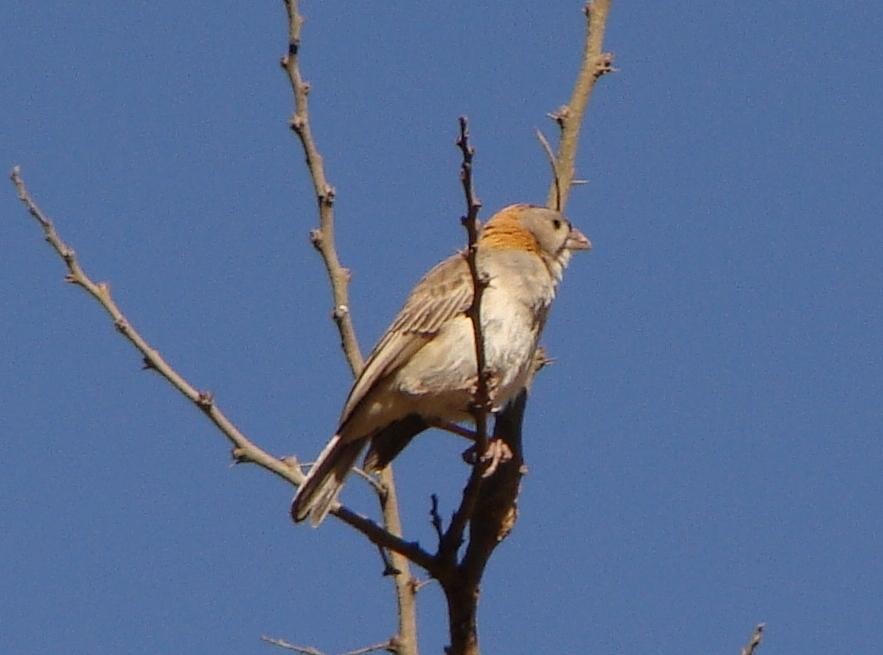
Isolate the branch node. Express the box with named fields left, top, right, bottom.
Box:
left=196, top=390, right=214, bottom=409
left=309, top=228, right=322, bottom=249
left=280, top=455, right=302, bottom=472
left=113, top=317, right=128, bottom=334
left=547, top=105, right=570, bottom=129
left=596, top=52, right=616, bottom=78
left=289, top=115, right=305, bottom=133
left=319, top=185, right=336, bottom=206
left=332, top=304, right=350, bottom=321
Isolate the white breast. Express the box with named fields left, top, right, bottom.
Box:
left=392, top=248, right=555, bottom=421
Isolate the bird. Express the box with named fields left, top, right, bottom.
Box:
left=292, top=203, right=590, bottom=526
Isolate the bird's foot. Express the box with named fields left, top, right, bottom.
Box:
left=461, top=438, right=513, bottom=477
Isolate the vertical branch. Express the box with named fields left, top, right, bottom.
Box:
left=456, top=116, right=489, bottom=453
left=545, top=0, right=615, bottom=211
left=280, top=3, right=417, bottom=654
left=282, top=0, right=363, bottom=374
left=377, top=467, right=419, bottom=655
left=440, top=2, right=616, bottom=639
left=437, top=118, right=487, bottom=563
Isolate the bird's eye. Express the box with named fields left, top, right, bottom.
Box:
left=552, top=218, right=562, bottom=230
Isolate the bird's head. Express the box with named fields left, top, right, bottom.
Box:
left=478, top=204, right=590, bottom=279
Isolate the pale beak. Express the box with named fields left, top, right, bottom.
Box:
left=565, top=227, right=592, bottom=251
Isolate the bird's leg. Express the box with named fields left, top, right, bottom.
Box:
left=427, top=419, right=479, bottom=441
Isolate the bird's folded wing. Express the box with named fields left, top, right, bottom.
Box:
left=339, top=254, right=474, bottom=427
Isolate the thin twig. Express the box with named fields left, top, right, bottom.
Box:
left=9, top=167, right=300, bottom=486
left=262, top=636, right=397, bottom=655
left=333, top=506, right=437, bottom=574
left=280, top=4, right=419, bottom=653
left=430, top=494, right=444, bottom=543
left=455, top=116, right=488, bottom=449
left=535, top=129, right=562, bottom=211
left=262, top=636, right=326, bottom=655
left=281, top=0, right=363, bottom=374
left=376, top=544, right=402, bottom=577
left=376, top=457, right=420, bottom=648
left=545, top=0, right=614, bottom=211
left=351, top=466, right=387, bottom=496
left=341, top=640, right=398, bottom=655
left=9, top=165, right=436, bottom=577
left=740, top=623, right=765, bottom=655
left=437, top=118, right=489, bottom=569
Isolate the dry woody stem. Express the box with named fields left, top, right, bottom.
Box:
left=8, top=164, right=433, bottom=604
left=281, top=2, right=418, bottom=653
left=546, top=0, right=614, bottom=211
left=282, top=0, right=363, bottom=375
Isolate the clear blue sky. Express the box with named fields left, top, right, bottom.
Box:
left=3, top=2, right=882, bottom=654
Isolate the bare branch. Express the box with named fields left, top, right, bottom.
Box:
left=279, top=4, right=419, bottom=652
left=263, top=632, right=397, bottom=654
left=263, top=636, right=326, bottom=655
left=740, top=624, right=765, bottom=655
left=456, top=117, right=488, bottom=450
left=342, top=641, right=399, bottom=655
left=535, top=128, right=562, bottom=211
left=376, top=466, right=420, bottom=653
left=9, top=167, right=302, bottom=487
left=9, top=166, right=434, bottom=580
left=545, top=0, right=615, bottom=211
left=351, top=466, right=387, bottom=496
left=430, top=494, right=445, bottom=543
left=437, top=118, right=489, bottom=568
left=281, top=0, right=363, bottom=374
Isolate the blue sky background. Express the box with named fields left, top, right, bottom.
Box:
left=3, top=2, right=882, bottom=654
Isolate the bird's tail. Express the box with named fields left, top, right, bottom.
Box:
left=291, top=435, right=364, bottom=527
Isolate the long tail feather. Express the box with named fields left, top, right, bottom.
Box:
left=291, top=435, right=365, bottom=526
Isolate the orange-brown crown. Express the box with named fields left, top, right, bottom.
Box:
left=477, top=204, right=542, bottom=254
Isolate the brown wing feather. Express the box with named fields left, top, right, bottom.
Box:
left=339, top=254, right=473, bottom=427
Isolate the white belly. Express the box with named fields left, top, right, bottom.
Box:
left=392, top=284, right=541, bottom=421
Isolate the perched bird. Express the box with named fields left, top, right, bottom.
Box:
left=292, top=203, right=590, bottom=525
